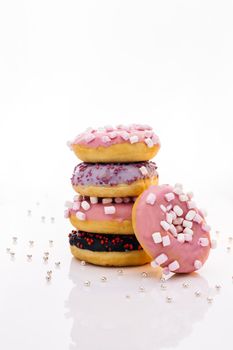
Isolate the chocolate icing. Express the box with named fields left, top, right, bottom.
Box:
left=71, top=162, right=158, bottom=187
left=69, top=230, right=143, bottom=252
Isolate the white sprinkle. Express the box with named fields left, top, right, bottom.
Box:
left=64, top=201, right=73, bottom=208
left=177, top=233, right=185, bottom=243
left=139, top=166, right=148, bottom=176
left=185, top=210, right=196, bottom=221
left=123, top=197, right=130, bottom=203
left=173, top=187, right=183, bottom=195
left=146, top=192, right=156, bottom=205
left=183, top=227, right=193, bottom=235
left=102, top=198, right=112, bottom=204
left=101, top=135, right=111, bottom=143
left=151, top=260, right=158, bottom=268
left=73, top=194, right=81, bottom=202
left=199, top=237, right=209, bottom=247
left=169, top=224, right=177, bottom=237
left=169, top=260, right=180, bottom=272
left=144, top=130, right=152, bottom=138
left=90, top=197, right=98, bottom=204
left=81, top=201, right=91, bottom=211
left=120, top=131, right=129, bottom=140
left=165, top=192, right=175, bottom=202
left=202, top=223, right=211, bottom=232
left=76, top=211, right=86, bottom=221
left=187, top=201, right=196, bottom=209
left=108, top=131, right=117, bottom=139
left=166, top=213, right=173, bottom=224
left=104, top=206, right=116, bottom=215
left=166, top=204, right=172, bottom=211
left=155, top=253, right=168, bottom=265
left=115, top=197, right=123, bottom=204
left=184, top=234, right=192, bottom=242
left=170, top=210, right=177, bottom=220
left=176, top=225, right=183, bottom=233
left=160, top=221, right=170, bottom=231
left=84, top=134, right=95, bottom=143
left=193, top=213, right=203, bottom=224
left=173, top=217, right=183, bottom=225
left=211, top=239, right=217, bottom=249
left=129, top=135, right=139, bottom=144
left=72, top=202, right=80, bottom=210
left=144, top=138, right=154, bottom=148
left=152, top=232, right=162, bottom=244
left=182, top=220, right=193, bottom=228
left=179, top=194, right=189, bottom=202
left=160, top=204, right=167, bottom=212
left=162, top=235, right=171, bottom=247
left=194, top=260, right=202, bottom=270
left=173, top=205, right=183, bottom=217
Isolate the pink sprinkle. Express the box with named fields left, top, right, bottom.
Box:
left=146, top=192, right=156, bottom=205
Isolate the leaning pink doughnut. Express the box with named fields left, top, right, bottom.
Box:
left=132, top=184, right=216, bottom=274
left=67, top=124, right=160, bottom=163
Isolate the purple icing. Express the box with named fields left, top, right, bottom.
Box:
left=71, top=162, right=158, bottom=187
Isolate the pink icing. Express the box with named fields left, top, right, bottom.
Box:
left=67, top=198, right=133, bottom=222
left=134, top=184, right=212, bottom=273
left=69, top=124, right=160, bottom=148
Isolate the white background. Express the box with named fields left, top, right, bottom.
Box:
left=0, top=1, right=233, bottom=349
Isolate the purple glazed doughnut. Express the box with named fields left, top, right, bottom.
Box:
left=71, top=162, right=159, bottom=197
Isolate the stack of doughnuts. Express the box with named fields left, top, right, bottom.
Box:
left=65, top=124, right=160, bottom=266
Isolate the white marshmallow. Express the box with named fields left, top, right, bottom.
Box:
left=193, top=213, right=203, bottom=224
left=169, top=260, right=180, bottom=271
left=184, top=234, right=192, bottom=242
left=101, top=135, right=111, bottom=143
left=120, top=131, right=129, bottom=141
left=187, top=201, right=196, bottom=209
left=160, top=221, right=170, bottom=231
left=170, top=210, right=177, bottom=220
left=139, top=166, right=148, bottom=176
left=162, top=235, right=171, bottom=247
left=166, top=204, right=172, bottom=211
left=123, top=197, right=130, bottom=203
left=182, top=220, right=193, bottom=228
left=102, top=198, right=112, bottom=204
left=166, top=213, right=173, bottom=224
left=73, top=194, right=81, bottom=202
left=81, top=201, right=91, bottom=211
left=84, top=134, right=95, bottom=143
left=202, top=223, right=211, bottom=232
left=104, top=206, right=116, bottom=215
left=177, top=233, right=185, bottom=243
left=173, top=187, right=183, bottom=195
left=160, top=204, right=167, bottom=212
left=90, top=197, right=98, bottom=204
left=199, top=237, right=209, bottom=247
left=165, top=192, right=175, bottom=202
left=155, top=253, right=168, bottom=265
left=185, top=210, right=196, bottom=221
left=151, top=260, right=158, bottom=268
left=144, top=130, right=152, bottom=138
left=179, top=194, right=188, bottom=202
left=173, top=217, right=183, bottom=225
left=72, top=202, right=80, bottom=210
left=152, top=232, right=162, bottom=244
left=183, top=227, right=193, bottom=235
left=64, top=201, right=73, bottom=208
left=194, top=260, right=202, bottom=270
left=76, top=211, right=86, bottom=221
left=169, top=224, right=177, bottom=237
left=144, top=138, right=154, bottom=148
left=114, top=197, right=123, bottom=204
left=108, top=131, right=117, bottom=139
left=173, top=205, right=183, bottom=217
left=129, top=135, right=139, bottom=144
left=146, top=192, right=156, bottom=205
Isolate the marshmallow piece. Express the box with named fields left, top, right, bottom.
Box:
left=187, top=201, right=196, bottom=209
left=72, top=202, right=80, bottom=210
left=173, top=186, right=183, bottom=195
left=129, top=135, right=139, bottom=144
left=183, top=227, right=193, bottom=235
left=168, top=260, right=180, bottom=272
left=166, top=213, right=173, bottom=224
left=193, top=213, right=203, bottom=224
left=184, top=234, right=192, bottom=242
left=194, top=260, right=202, bottom=270
left=179, top=194, right=189, bottom=202
left=211, top=239, right=217, bottom=249
left=146, top=192, right=156, bottom=205
left=166, top=204, right=172, bottom=211
left=109, top=131, right=117, bottom=139
left=84, top=134, right=95, bottom=143
left=139, top=166, right=148, bottom=176
left=102, top=198, right=113, bottom=204
left=169, top=224, right=177, bottom=237
left=144, top=138, right=154, bottom=148
left=176, top=225, right=183, bottom=233
left=202, top=223, right=211, bottom=232
left=81, top=201, right=91, bottom=211
left=173, top=217, right=183, bottom=225
left=64, top=201, right=73, bottom=208
left=76, top=211, right=86, bottom=221
left=73, top=194, right=81, bottom=202
left=199, top=237, right=209, bottom=247
left=160, top=204, right=167, bottom=212
left=185, top=210, right=196, bottom=221
left=173, top=205, right=183, bottom=217
left=101, top=135, right=111, bottom=143
left=155, top=253, right=168, bottom=265
left=115, top=197, right=123, bottom=204
left=162, top=235, right=171, bottom=247
left=170, top=210, right=177, bottom=220
left=177, top=233, right=185, bottom=243
left=64, top=209, right=69, bottom=218
left=182, top=220, right=193, bottom=228
left=90, top=197, right=98, bottom=204
left=151, top=260, right=158, bottom=268
left=165, top=192, right=175, bottom=202
left=160, top=221, right=170, bottom=231
left=120, top=131, right=129, bottom=141
left=152, top=232, right=162, bottom=244
left=123, top=197, right=130, bottom=203
left=104, top=206, right=116, bottom=215
left=144, top=130, right=153, bottom=138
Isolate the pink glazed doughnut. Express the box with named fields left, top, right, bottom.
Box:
left=67, top=124, right=160, bottom=162
left=132, top=184, right=216, bottom=274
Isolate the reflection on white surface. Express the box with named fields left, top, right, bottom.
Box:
left=66, top=258, right=215, bottom=350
